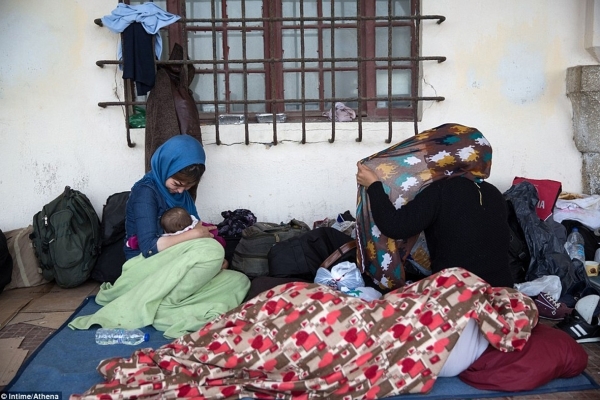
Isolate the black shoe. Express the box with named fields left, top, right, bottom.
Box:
left=555, top=309, right=600, bottom=343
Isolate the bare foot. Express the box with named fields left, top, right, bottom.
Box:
left=221, top=259, right=229, bottom=270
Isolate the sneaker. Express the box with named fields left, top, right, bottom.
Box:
left=574, top=294, right=600, bottom=324
left=555, top=309, right=600, bottom=343
left=534, top=292, right=573, bottom=321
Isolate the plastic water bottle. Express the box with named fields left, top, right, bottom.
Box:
left=566, top=228, right=585, bottom=263
left=95, top=328, right=149, bottom=345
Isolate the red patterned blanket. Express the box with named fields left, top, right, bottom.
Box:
left=71, top=268, right=537, bottom=400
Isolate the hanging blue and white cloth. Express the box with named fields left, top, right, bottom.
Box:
left=101, top=2, right=181, bottom=60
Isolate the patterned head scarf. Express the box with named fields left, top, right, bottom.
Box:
left=135, top=134, right=205, bottom=219
left=356, top=123, right=493, bottom=290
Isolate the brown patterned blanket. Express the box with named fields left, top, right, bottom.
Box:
left=71, top=268, right=537, bottom=400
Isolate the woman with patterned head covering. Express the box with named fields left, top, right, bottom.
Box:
left=355, top=123, right=514, bottom=289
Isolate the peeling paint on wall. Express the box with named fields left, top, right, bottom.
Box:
left=467, top=69, right=483, bottom=89
left=72, top=175, right=90, bottom=191
left=31, top=161, right=59, bottom=197
left=498, top=44, right=546, bottom=104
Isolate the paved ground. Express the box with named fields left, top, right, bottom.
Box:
left=0, top=280, right=599, bottom=399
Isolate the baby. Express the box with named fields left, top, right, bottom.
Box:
left=160, top=206, right=198, bottom=235
left=127, top=207, right=227, bottom=267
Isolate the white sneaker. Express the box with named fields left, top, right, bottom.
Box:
left=574, top=294, right=600, bottom=324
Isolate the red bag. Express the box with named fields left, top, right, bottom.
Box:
left=512, top=177, right=562, bottom=221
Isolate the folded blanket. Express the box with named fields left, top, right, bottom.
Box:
left=70, top=267, right=537, bottom=400
left=69, top=239, right=249, bottom=338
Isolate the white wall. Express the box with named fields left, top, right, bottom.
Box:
left=0, top=0, right=597, bottom=231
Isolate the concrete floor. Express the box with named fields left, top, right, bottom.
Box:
left=0, top=279, right=599, bottom=399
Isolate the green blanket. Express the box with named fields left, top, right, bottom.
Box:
left=69, top=239, right=249, bottom=338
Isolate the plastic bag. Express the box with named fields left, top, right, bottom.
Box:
left=128, top=106, right=146, bottom=128
left=314, top=261, right=365, bottom=290
left=505, top=182, right=581, bottom=295
left=514, top=275, right=562, bottom=300
left=408, top=232, right=431, bottom=272
left=331, top=220, right=356, bottom=238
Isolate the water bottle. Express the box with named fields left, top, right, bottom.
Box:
left=565, top=228, right=585, bottom=263
left=95, top=328, right=149, bottom=345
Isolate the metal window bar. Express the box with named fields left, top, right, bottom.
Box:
left=329, top=0, right=337, bottom=143
left=356, top=0, right=363, bottom=143
left=387, top=0, right=394, bottom=143
left=241, top=0, right=250, bottom=145
left=411, top=0, right=422, bottom=139
left=94, top=17, right=144, bottom=148
left=269, top=0, right=278, bottom=145
left=96, top=1, right=445, bottom=146
left=210, top=0, right=220, bottom=144
left=300, top=0, right=307, bottom=144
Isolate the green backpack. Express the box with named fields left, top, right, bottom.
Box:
left=29, top=186, right=101, bottom=288
left=231, top=219, right=311, bottom=278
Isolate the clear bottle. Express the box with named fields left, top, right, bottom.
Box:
left=95, top=328, right=149, bottom=345
left=565, top=227, right=586, bottom=263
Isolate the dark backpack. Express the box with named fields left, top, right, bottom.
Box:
left=91, top=191, right=130, bottom=284
left=267, top=227, right=355, bottom=280
left=29, top=186, right=101, bottom=288
left=0, top=229, right=13, bottom=293
left=506, top=199, right=530, bottom=284
left=231, top=219, right=311, bottom=278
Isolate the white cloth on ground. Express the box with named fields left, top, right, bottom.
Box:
left=438, top=318, right=490, bottom=377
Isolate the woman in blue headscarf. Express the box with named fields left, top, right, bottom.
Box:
left=70, top=135, right=250, bottom=338
left=125, top=134, right=212, bottom=259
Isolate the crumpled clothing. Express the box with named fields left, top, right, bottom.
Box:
left=323, top=102, right=356, bottom=122
left=101, top=3, right=181, bottom=61
left=217, top=209, right=257, bottom=237
left=504, top=181, right=586, bottom=295
left=554, top=194, right=600, bottom=230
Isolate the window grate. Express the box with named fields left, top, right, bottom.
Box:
left=97, top=0, right=445, bottom=146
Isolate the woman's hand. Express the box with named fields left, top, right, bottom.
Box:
left=192, top=223, right=216, bottom=239
left=356, top=162, right=379, bottom=188
left=156, top=222, right=215, bottom=252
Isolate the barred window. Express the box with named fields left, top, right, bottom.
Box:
left=99, top=0, right=445, bottom=145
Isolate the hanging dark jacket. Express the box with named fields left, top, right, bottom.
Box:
left=145, top=43, right=202, bottom=199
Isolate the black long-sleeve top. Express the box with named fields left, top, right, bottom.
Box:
left=366, top=177, right=514, bottom=288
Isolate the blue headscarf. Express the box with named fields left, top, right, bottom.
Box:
left=143, top=135, right=205, bottom=218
